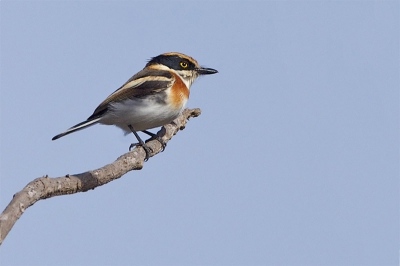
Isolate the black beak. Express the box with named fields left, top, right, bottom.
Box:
left=196, top=67, right=218, bottom=75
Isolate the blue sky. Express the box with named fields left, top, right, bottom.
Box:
left=1, top=1, right=398, bottom=265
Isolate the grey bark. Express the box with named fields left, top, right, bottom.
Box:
left=0, top=108, right=201, bottom=245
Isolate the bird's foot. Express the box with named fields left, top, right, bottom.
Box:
left=145, top=136, right=167, bottom=152
left=142, top=130, right=167, bottom=152
left=129, top=142, right=153, bottom=161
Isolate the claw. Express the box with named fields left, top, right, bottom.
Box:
left=142, top=130, right=167, bottom=152
left=129, top=142, right=152, bottom=161
left=145, top=136, right=166, bottom=152
left=129, top=143, right=137, bottom=151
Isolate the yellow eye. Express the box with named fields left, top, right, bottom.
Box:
left=180, top=61, right=188, bottom=68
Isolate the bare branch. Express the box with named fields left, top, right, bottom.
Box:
left=0, top=108, right=201, bottom=245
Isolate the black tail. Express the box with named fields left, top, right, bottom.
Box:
left=52, top=117, right=102, bottom=140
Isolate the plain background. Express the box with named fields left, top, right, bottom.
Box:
left=1, top=1, right=398, bottom=265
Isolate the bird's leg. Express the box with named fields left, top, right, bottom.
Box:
left=142, top=130, right=167, bottom=152
left=128, top=125, right=152, bottom=161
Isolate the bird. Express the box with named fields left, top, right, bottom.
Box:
left=52, top=52, right=218, bottom=161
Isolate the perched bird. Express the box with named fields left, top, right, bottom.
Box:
left=52, top=52, right=218, bottom=160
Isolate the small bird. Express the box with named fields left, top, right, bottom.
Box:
left=52, top=52, right=218, bottom=160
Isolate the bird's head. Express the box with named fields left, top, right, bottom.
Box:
left=146, top=52, right=218, bottom=88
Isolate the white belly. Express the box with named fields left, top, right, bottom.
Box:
left=99, top=97, right=187, bottom=133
